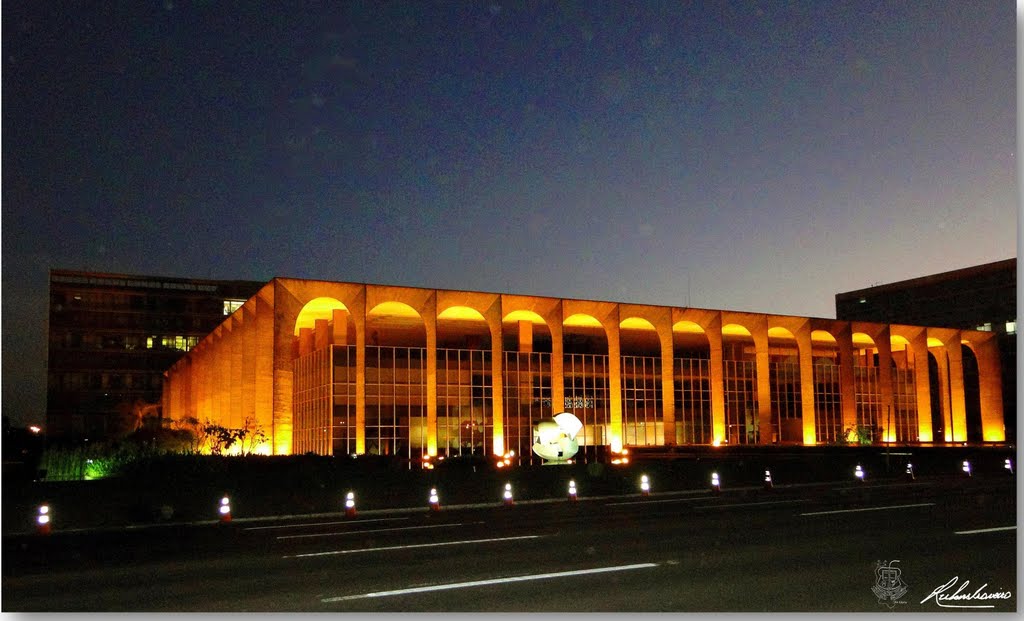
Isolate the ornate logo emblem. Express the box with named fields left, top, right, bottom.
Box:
left=873, top=560, right=908, bottom=608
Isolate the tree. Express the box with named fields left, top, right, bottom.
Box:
left=239, top=417, right=268, bottom=455
left=203, top=422, right=242, bottom=455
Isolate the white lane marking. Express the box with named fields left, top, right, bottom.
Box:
left=321, top=562, right=659, bottom=602
left=954, top=526, right=1016, bottom=535
left=831, top=482, right=928, bottom=491
left=608, top=496, right=714, bottom=507
left=284, top=535, right=541, bottom=559
left=692, top=499, right=809, bottom=510
left=245, top=517, right=407, bottom=531
left=277, top=522, right=476, bottom=540
left=800, top=503, right=935, bottom=516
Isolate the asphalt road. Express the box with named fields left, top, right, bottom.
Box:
left=2, top=475, right=1016, bottom=612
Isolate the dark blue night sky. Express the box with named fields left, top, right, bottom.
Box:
left=2, top=1, right=1016, bottom=425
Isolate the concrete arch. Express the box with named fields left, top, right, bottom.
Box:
left=723, top=323, right=753, bottom=337
left=504, top=309, right=547, bottom=324
left=367, top=301, right=425, bottom=347
left=502, top=309, right=553, bottom=353
left=811, top=330, right=839, bottom=362
left=811, top=330, right=837, bottom=343
left=620, top=316, right=658, bottom=356
left=437, top=305, right=489, bottom=349
left=853, top=332, right=876, bottom=347
left=565, top=313, right=603, bottom=327
left=673, top=320, right=710, bottom=357
left=768, top=326, right=796, bottom=339
left=767, top=326, right=798, bottom=361
left=437, top=305, right=486, bottom=320
left=890, top=335, right=912, bottom=368
left=294, top=297, right=348, bottom=336
left=563, top=313, right=608, bottom=354
left=562, top=310, right=617, bottom=453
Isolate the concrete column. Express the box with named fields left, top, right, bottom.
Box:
left=606, top=310, right=623, bottom=453
left=752, top=319, right=772, bottom=444
left=518, top=320, right=533, bottom=353
left=314, top=318, right=330, bottom=351
left=548, top=305, right=564, bottom=415
left=354, top=293, right=366, bottom=454
left=876, top=326, right=894, bottom=443
left=299, top=328, right=313, bottom=357
left=707, top=322, right=726, bottom=445
left=242, top=306, right=257, bottom=439
left=658, top=324, right=676, bottom=445
left=945, top=334, right=967, bottom=442
left=424, top=294, right=438, bottom=456
left=933, top=349, right=952, bottom=442
left=205, top=335, right=216, bottom=424
left=229, top=320, right=243, bottom=431
left=254, top=294, right=275, bottom=451
left=837, top=325, right=858, bottom=435
left=795, top=323, right=816, bottom=445
left=332, top=308, right=348, bottom=346
left=488, top=299, right=505, bottom=456
left=973, top=338, right=1006, bottom=441
left=909, top=330, right=933, bottom=442
left=215, top=330, right=228, bottom=428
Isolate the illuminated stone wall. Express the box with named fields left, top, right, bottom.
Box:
left=162, top=278, right=1006, bottom=456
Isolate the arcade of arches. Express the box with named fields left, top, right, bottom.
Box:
left=162, top=279, right=1006, bottom=458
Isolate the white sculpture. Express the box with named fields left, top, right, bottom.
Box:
left=532, top=412, right=582, bottom=462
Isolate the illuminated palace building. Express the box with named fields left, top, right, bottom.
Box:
left=161, top=279, right=1007, bottom=460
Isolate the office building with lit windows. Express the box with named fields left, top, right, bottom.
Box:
left=161, top=278, right=1008, bottom=460
left=836, top=258, right=1016, bottom=442
left=47, top=270, right=264, bottom=441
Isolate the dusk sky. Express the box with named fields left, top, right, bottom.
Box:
left=2, top=2, right=1016, bottom=426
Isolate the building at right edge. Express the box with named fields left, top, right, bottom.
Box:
left=836, top=258, right=1016, bottom=443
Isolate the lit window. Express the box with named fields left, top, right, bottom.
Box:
left=223, top=299, right=245, bottom=315
left=858, top=298, right=867, bottom=304
left=1006, top=321, right=1016, bottom=335
left=146, top=337, right=154, bottom=349
left=976, top=323, right=992, bottom=332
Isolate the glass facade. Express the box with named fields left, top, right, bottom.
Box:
left=437, top=348, right=493, bottom=457
left=769, top=360, right=801, bottom=443
left=332, top=345, right=357, bottom=456
left=813, top=361, right=843, bottom=444
left=283, top=330, right=984, bottom=457
left=563, top=354, right=610, bottom=462
left=675, top=357, right=712, bottom=444
left=621, top=355, right=662, bottom=447
left=891, top=367, right=919, bottom=443
left=293, top=348, right=331, bottom=455
left=854, top=365, right=882, bottom=441
left=724, top=360, right=758, bottom=445
left=364, top=346, right=427, bottom=459
left=502, top=351, right=551, bottom=465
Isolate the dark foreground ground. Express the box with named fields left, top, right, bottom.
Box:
left=2, top=469, right=1016, bottom=612
left=2, top=444, right=1014, bottom=534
